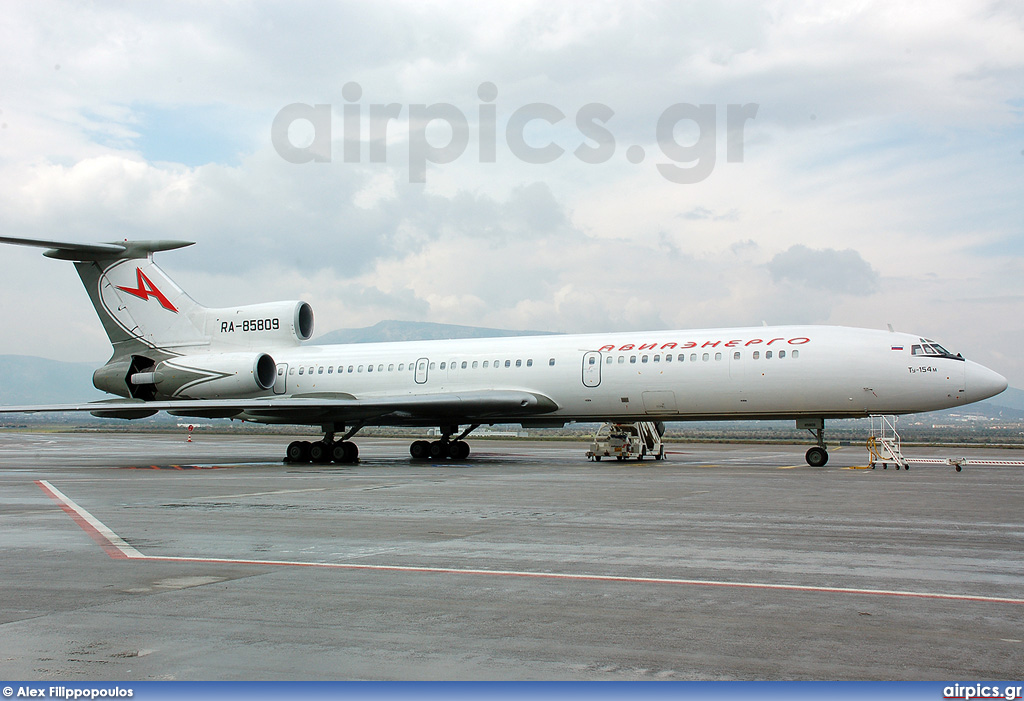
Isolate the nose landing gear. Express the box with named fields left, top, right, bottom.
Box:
left=798, top=418, right=829, bottom=467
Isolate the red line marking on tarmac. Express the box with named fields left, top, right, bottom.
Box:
left=36, top=480, right=140, bottom=559
left=35, top=480, right=1024, bottom=606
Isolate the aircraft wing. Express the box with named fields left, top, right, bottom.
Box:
left=0, top=390, right=560, bottom=425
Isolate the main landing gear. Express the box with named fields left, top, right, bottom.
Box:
left=285, top=424, right=361, bottom=464
left=799, top=418, right=829, bottom=467
left=410, top=424, right=478, bottom=462
left=284, top=423, right=481, bottom=464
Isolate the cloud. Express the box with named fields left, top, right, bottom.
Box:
left=766, top=245, right=879, bottom=295
left=0, top=0, right=1022, bottom=386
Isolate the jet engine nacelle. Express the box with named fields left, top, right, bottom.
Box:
left=143, top=352, right=278, bottom=399
left=205, top=300, right=314, bottom=348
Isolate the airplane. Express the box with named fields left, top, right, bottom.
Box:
left=0, top=235, right=1009, bottom=467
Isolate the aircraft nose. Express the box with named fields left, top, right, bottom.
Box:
left=965, top=361, right=1008, bottom=401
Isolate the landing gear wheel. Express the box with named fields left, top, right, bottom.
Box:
left=286, top=440, right=312, bottom=463
left=452, top=440, right=470, bottom=460
left=331, top=442, right=348, bottom=463
left=309, top=441, right=332, bottom=464
left=410, top=440, right=430, bottom=460
left=805, top=446, right=828, bottom=467
left=429, top=440, right=447, bottom=460
left=332, top=441, right=358, bottom=463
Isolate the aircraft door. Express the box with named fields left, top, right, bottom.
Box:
left=274, top=364, right=288, bottom=394
left=415, top=357, right=429, bottom=384
left=582, top=351, right=602, bottom=387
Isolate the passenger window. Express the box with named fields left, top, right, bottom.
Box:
left=429, top=362, right=435, bottom=370
left=753, top=351, right=760, bottom=360
left=368, top=365, right=373, bottom=372
left=318, top=367, right=324, bottom=374
left=388, top=364, right=394, bottom=371
left=548, top=358, right=556, bottom=366
left=348, top=366, right=354, bottom=373
left=289, top=367, right=295, bottom=375
left=733, top=352, right=740, bottom=360
left=516, top=359, right=522, bottom=367
left=766, top=351, right=773, bottom=359
left=654, top=355, right=660, bottom=362
left=440, top=362, right=446, bottom=370
left=505, top=360, right=511, bottom=368
left=462, top=361, right=468, bottom=369
left=779, top=350, right=786, bottom=359
left=792, top=350, right=799, bottom=359
left=618, top=356, right=625, bottom=364
left=588, top=356, right=596, bottom=365
left=378, top=364, right=383, bottom=372
left=328, top=366, right=333, bottom=374
left=690, top=353, right=697, bottom=362
left=606, top=356, right=613, bottom=364
left=483, top=361, right=489, bottom=368
left=472, top=361, right=478, bottom=369
left=398, top=363, right=404, bottom=371
left=665, top=354, right=672, bottom=362
left=630, top=356, right=637, bottom=364
left=299, top=367, right=304, bottom=375
left=527, top=359, right=533, bottom=367
left=358, top=365, right=364, bottom=372
left=715, top=352, right=722, bottom=361
left=702, top=353, right=709, bottom=361
left=641, top=355, right=648, bottom=363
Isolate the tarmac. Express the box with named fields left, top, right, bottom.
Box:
left=0, top=431, right=1021, bottom=680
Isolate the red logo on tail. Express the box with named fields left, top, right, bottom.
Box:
left=116, top=268, right=178, bottom=312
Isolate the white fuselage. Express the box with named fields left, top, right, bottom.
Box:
left=229, top=325, right=1005, bottom=425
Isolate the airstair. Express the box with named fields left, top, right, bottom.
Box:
left=866, top=415, right=1024, bottom=472
left=866, top=415, right=909, bottom=469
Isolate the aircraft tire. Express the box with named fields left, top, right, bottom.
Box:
left=309, top=441, right=331, bottom=463
left=805, top=446, right=828, bottom=467
left=331, top=442, right=349, bottom=463
left=343, top=441, right=359, bottom=463
left=286, top=440, right=311, bottom=463
left=410, top=440, right=430, bottom=460
left=429, top=440, right=446, bottom=459
left=453, top=441, right=470, bottom=460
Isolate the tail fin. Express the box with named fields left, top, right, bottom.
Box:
left=1, top=237, right=208, bottom=360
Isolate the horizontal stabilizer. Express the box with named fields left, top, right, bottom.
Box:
left=0, top=235, right=194, bottom=261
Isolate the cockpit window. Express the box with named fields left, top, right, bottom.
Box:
left=911, top=339, right=963, bottom=360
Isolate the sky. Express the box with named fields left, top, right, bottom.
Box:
left=1, top=1, right=1022, bottom=385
